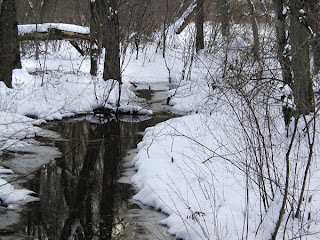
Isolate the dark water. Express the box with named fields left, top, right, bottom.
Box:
left=1, top=88, right=177, bottom=239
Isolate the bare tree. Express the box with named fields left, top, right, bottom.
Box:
left=273, top=0, right=313, bottom=114
left=102, top=0, right=121, bottom=82
left=133, top=1, right=149, bottom=59
left=216, top=0, right=230, bottom=37
left=247, top=0, right=260, bottom=61
left=162, top=0, right=169, bottom=58
left=306, top=0, right=320, bottom=74
left=90, top=0, right=98, bottom=76
left=272, top=0, right=292, bottom=85
left=290, top=0, right=313, bottom=114
left=195, top=0, right=204, bottom=52
left=0, top=0, right=21, bottom=88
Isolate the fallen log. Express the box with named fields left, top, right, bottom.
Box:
left=18, top=23, right=90, bottom=41
left=19, top=28, right=90, bottom=41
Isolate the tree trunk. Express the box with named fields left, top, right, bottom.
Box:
left=259, top=0, right=268, bottom=14
left=216, top=1, right=230, bottom=37
left=90, top=0, right=98, bottom=76
left=102, top=0, right=121, bottom=82
left=307, top=0, right=320, bottom=74
left=134, top=1, right=149, bottom=60
left=247, top=0, right=260, bottom=61
left=195, top=0, right=204, bottom=53
left=162, top=0, right=169, bottom=58
left=290, top=0, right=313, bottom=114
left=0, top=0, right=21, bottom=88
left=272, top=0, right=292, bottom=85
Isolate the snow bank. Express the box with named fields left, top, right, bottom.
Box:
left=1, top=68, right=137, bottom=121
left=131, top=112, right=261, bottom=239
left=132, top=101, right=320, bottom=239
left=0, top=39, right=152, bottom=153
left=0, top=111, right=44, bottom=152
left=131, top=25, right=320, bottom=239
left=0, top=178, right=39, bottom=208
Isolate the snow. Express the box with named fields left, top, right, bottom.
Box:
left=0, top=167, right=14, bottom=175
left=118, top=105, right=152, bottom=115
left=18, top=23, right=90, bottom=35
left=299, top=9, right=306, bottom=14
left=1, top=21, right=319, bottom=240
left=130, top=24, right=320, bottom=240
left=282, top=6, right=289, bottom=15
left=132, top=111, right=272, bottom=239
left=0, top=111, right=44, bottom=152
left=0, top=178, right=39, bottom=207
left=0, top=29, right=150, bottom=211
left=174, top=1, right=197, bottom=32
left=281, top=84, right=295, bottom=109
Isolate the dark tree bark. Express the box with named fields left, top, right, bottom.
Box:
left=247, top=0, right=260, bottom=61
left=162, top=0, right=169, bottom=58
left=90, top=0, right=98, bottom=76
left=102, top=0, right=121, bottom=82
left=175, top=1, right=197, bottom=35
left=259, top=0, right=268, bottom=14
left=307, top=0, right=320, bottom=74
left=0, top=0, right=21, bottom=88
left=272, top=0, right=292, bottom=85
left=134, top=1, right=149, bottom=60
left=216, top=0, right=230, bottom=37
left=195, top=0, right=204, bottom=53
left=290, top=0, right=313, bottom=114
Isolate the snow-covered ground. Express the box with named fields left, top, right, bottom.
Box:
left=130, top=25, right=320, bottom=240
left=0, top=22, right=319, bottom=240
left=1, top=28, right=164, bottom=207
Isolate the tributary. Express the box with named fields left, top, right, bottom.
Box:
left=0, top=84, right=177, bottom=240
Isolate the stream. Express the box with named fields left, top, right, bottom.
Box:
left=0, top=83, right=177, bottom=240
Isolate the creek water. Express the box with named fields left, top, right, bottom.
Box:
left=0, top=85, right=177, bottom=240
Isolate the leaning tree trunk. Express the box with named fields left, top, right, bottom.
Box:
left=102, top=0, right=121, bottom=82
left=0, top=0, right=21, bottom=88
left=290, top=0, right=313, bottom=114
left=195, top=0, right=204, bottom=53
left=273, top=0, right=292, bottom=85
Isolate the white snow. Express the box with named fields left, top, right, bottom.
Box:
left=18, top=23, right=90, bottom=35
left=0, top=29, right=151, bottom=210
left=0, top=178, right=39, bottom=208
left=118, top=105, right=152, bottom=115
left=299, top=9, right=306, bottom=14
left=282, top=6, right=289, bottom=15
left=0, top=167, right=14, bottom=175
left=1, top=21, right=319, bottom=240
left=130, top=24, right=320, bottom=240
left=174, top=1, right=197, bottom=32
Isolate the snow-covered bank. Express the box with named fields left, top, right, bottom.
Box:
left=1, top=20, right=319, bottom=239
left=1, top=39, right=161, bottom=153
left=0, top=36, right=162, bottom=209
left=130, top=26, right=320, bottom=239
left=0, top=70, right=141, bottom=151
left=132, top=97, right=320, bottom=239
left=132, top=108, right=270, bottom=239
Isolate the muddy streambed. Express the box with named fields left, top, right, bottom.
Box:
left=0, top=85, right=177, bottom=239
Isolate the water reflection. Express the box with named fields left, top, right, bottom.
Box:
left=15, top=114, right=173, bottom=240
